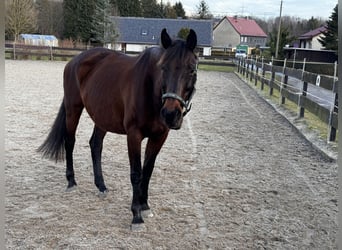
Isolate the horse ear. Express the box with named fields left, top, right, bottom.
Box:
left=161, top=28, right=172, bottom=49
left=186, top=29, right=197, bottom=51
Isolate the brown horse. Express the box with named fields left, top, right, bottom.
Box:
left=38, top=29, right=198, bottom=228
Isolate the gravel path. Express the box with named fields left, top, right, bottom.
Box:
left=5, top=60, right=337, bottom=249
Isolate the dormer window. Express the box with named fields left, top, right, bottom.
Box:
left=141, top=29, right=148, bottom=36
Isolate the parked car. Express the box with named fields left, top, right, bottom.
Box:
left=235, top=49, right=247, bottom=59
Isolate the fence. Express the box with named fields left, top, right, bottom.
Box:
left=236, top=58, right=338, bottom=142
left=5, top=43, right=85, bottom=61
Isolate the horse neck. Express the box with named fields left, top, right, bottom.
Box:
left=135, top=47, right=163, bottom=94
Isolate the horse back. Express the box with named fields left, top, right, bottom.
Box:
left=64, top=47, right=166, bottom=136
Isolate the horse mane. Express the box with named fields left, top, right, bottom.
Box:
left=134, top=46, right=163, bottom=70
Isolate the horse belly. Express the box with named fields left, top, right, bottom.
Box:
left=86, top=104, right=126, bottom=134
left=81, top=85, right=126, bottom=134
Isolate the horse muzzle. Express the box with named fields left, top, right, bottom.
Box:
left=160, top=93, right=185, bottom=129
left=160, top=105, right=182, bottom=129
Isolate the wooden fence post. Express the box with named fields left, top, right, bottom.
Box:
left=49, top=46, right=53, bottom=60
left=269, top=57, right=274, bottom=96
left=13, top=42, right=16, bottom=60
left=328, top=92, right=338, bottom=141
left=246, top=59, right=249, bottom=79
left=280, top=58, right=287, bottom=104
left=250, top=59, right=254, bottom=82
left=328, top=61, right=338, bottom=141
left=299, top=58, right=307, bottom=118
left=261, top=57, right=265, bottom=91
left=281, top=74, right=288, bottom=105
left=255, top=57, right=259, bottom=86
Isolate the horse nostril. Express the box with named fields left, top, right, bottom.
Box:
left=161, top=108, right=181, bottom=127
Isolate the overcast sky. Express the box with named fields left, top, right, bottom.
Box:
left=170, top=0, right=337, bottom=20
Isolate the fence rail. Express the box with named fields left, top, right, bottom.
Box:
left=5, top=43, right=85, bottom=60
left=236, top=58, right=338, bottom=142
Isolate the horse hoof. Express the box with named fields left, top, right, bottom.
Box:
left=97, top=190, right=108, bottom=198
left=65, top=186, right=77, bottom=192
left=141, top=209, right=154, bottom=219
left=130, top=223, right=146, bottom=232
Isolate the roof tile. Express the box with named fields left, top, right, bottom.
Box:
left=226, top=16, right=267, bottom=37
left=113, top=17, right=213, bottom=46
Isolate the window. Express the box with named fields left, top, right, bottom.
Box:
left=141, top=28, right=148, bottom=36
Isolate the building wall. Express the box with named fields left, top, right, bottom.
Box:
left=299, top=34, right=325, bottom=50
left=213, top=19, right=266, bottom=49
left=113, top=43, right=212, bottom=56
left=213, top=19, right=240, bottom=49
left=312, top=34, right=325, bottom=50
left=240, top=36, right=267, bottom=48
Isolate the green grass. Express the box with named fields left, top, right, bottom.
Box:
left=237, top=71, right=338, bottom=143
left=199, top=64, right=235, bottom=73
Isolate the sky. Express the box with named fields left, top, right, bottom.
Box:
left=168, top=0, right=337, bottom=20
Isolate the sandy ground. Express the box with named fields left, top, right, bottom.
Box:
left=5, top=60, right=337, bottom=249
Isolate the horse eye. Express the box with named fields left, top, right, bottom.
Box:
left=189, top=66, right=197, bottom=75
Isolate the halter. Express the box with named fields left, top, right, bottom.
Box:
left=161, top=64, right=197, bottom=117
left=162, top=92, right=192, bottom=116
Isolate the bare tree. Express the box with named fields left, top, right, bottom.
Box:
left=5, top=0, right=37, bottom=41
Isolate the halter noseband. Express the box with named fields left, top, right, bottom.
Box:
left=162, top=89, right=195, bottom=117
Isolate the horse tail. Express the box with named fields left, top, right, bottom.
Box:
left=38, top=101, right=67, bottom=162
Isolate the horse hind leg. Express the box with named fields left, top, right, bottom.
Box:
left=89, top=126, right=108, bottom=194
left=64, top=104, right=84, bottom=191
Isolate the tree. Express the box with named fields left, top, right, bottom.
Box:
left=173, top=2, right=186, bottom=19
left=63, top=0, right=117, bottom=45
left=319, top=4, right=338, bottom=50
left=163, top=2, right=177, bottom=19
left=5, top=0, right=37, bottom=41
left=194, top=0, right=212, bottom=19
left=268, top=26, right=295, bottom=58
left=111, top=0, right=141, bottom=17
left=177, top=27, right=190, bottom=39
left=141, top=0, right=160, bottom=18
left=91, top=0, right=118, bottom=45
left=35, top=0, right=63, bottom=37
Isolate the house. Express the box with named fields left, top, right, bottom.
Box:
left=213, top=16, right=267, bottom=53
left=298, top=26, right=326, bottom=50
left=111, top=17, right=213, bottom=55
left=19, top=34, right=59, bottom=47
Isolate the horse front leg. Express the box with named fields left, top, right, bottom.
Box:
left=140, top=132, right=169, bottom=217
left=127, top=131, right=144, bottom=226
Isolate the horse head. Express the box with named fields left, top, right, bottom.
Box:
left=159, top=28, right=198, bottom=130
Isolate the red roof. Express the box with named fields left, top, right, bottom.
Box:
left=226, top=16, right=267, bottom=37
left=298, top=26, right=327, bottom=39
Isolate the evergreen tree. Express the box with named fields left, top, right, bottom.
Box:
left=177, top=27, right=190, bottom=39
left=92, top=0, right=118, bottom=45
left=268, top=26, right=295, bottom=58
left=36, top=0, right=63, bottom=37
left=173, top=2, right=186, bottom=19
left=64, top=0, right=117, bottom=45
left=141, top=0, right=159, bottom=18
left=319, top=4, right=338, bottom=50
left=163, top=2, right=177, bottom=18
left=195, top=0, right=212, bottom=19
left=112, top=0, right=141, bottom=17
